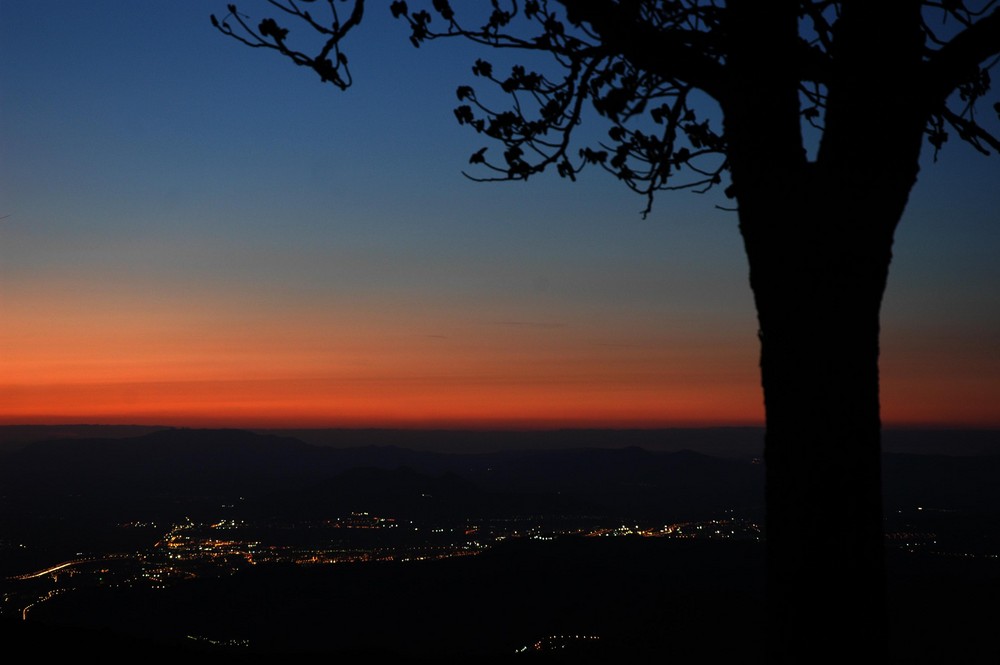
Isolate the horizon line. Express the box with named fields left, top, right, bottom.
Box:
left=3, top=420, right=999, bottom=432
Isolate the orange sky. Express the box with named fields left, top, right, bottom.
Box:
left=2, top=279, right=997, bottom=429
left=0, top=283, right=765, bottom=428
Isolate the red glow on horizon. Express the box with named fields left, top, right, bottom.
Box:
left=0, top=377, right=766, bottom=431
left=4, top=289, right=998, bottom=431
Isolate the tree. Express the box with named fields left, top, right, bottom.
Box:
left=213, top=1, right=1000, bottom=660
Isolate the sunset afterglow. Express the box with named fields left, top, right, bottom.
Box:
left=1, top=2, right=998, bottom=431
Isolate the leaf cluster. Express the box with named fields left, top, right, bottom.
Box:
left=393, top=0, right=730, bottom=216
left=921, top=1, right=1000, bottom=157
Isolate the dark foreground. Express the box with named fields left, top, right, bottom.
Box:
left=3, top=537, right=997, bottom=663
left=2, top=428, right=997, bottom=662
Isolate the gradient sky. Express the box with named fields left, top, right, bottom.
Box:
left=1, top=2, right=998, bottom=429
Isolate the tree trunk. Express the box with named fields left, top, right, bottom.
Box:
left=731, top=122, right=926, bottom=663
left=718, top=4, right=928, bottom=658
left=742, top=205, right=893, bottom=661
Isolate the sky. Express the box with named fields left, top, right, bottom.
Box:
left=1, top=1, right=998, bottom=429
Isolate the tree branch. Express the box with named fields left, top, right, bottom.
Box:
left=211, top=1, right=364, bottom=90
left=943, top=105, right=1000, bottom=153
left=555, top=0, right=726, bottom=101
left=924, top=5, right=1000, bottom=105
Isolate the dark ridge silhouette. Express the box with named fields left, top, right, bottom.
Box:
left=1, top=429, right=315, bottom=497
left=6, top=424, right=997, bottom=457
left=881, top=428, right=1000, bottom=456
left=0, top=424, right=172, bottom=453
left=257, top=426, right=770, bottom=457
left=6, top=428, right=999, bottom=519
left=0, top=429, right=764, bottom=520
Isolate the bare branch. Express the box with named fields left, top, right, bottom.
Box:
left=211, top=1, right=364, bottom=90
left=942, top=104, right=1000, bottom=153
left=924, top=5, right=1000, bottom=104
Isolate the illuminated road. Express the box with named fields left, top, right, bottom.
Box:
left=9, top=560, right=91, bottom=580
left=21, top=589, right=63, bottom=620
left=9, top=554, right=126, bottom=580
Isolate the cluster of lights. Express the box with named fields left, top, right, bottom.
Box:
left=515, top=634, right=601, bottom=653
left=186, top=635, right=250, bottom=647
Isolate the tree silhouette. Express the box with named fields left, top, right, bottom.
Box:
left=213, top=1, right=1000, bottom=660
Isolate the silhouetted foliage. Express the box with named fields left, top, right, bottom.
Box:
left=213, top=1, right=998, bottom=214
left=214, top=1, right=1000, bottom=661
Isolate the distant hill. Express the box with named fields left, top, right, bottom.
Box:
left=255, top=426, right=769, bottom=457
left=0, top=428, right=765, bottom=522
left=0, top=424, right=171, bottom=453
left=4, top=424, right=998, bottom=456
left=3, top=427, right=998, bottom=522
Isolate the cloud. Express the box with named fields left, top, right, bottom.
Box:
left=490, top=320, right=567, bottom=329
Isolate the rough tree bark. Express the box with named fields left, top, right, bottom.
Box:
left=740, top=194, right=899, bottom=660
left=724, top=3, right=928, bottom=659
